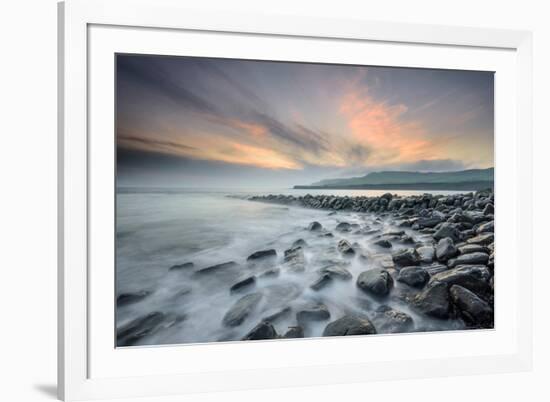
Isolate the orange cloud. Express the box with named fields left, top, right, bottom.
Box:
left=339, top=89, right=443, bottom=165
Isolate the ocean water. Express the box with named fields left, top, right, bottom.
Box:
left=116, top=187, right=468, bottom=346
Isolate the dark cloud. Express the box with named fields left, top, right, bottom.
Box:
left=118, top=134, right=197, bottom=153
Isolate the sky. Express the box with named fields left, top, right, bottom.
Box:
left=116, top=54, right=494, bottom=188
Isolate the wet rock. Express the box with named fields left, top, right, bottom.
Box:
left=372, top=254, right=395, bottom=270
left=283, top=326, right=304, bottom=338
left=310, top=274, right=333, bottom=291
left=411, top=282, right=451, bottom=319
left=397, top=266, right=430, bottom=288
left=357, top=268, right=393, bottom=296
left=458, top=244, right=488, bottom=255
left=374, top=306, right=414, bottom=333
left=450, top=285, right=493, bottom=327
left=322, top=315, right=377, bottom=336
left=247, top=249, right=277, bottom=261
left=337, top=239, right=356, bottom=256
left=168, top=262, right=194, bottom=271
left=483, top=203, right=494, bottom=215
left=466, top=233, right=494, bottom=246
left=433, top=223, right=462, bottom=243
left=416, top=216, right=443, bottom=228
left=117, top=312, right=165, bottom=346
left=259, top=267, right=280, bottom=278
left=424, top=263, right=448, bottom=275
left=222, top=292, right=263, bottom=327
left=194, top=261, right=238, bottom=276
left=448, top=252, right=490, bottom=268
left=296, top=303, right=331, bottom=322
left=429, top=265, right=491, bottom=294
left=292, top=239, right=308, bottom=248
left=319, top=264, right=353, bottom=280
left=308, top=221, right=323, bottom=231
left=476, top=221, right=494, bottom=234
left=392, top=248, right=420, bottom=266
left=335, top=222, right=352, bottom=232
left=117, top=290, right=151, bottom=307
left=262, top=306, right=291, bottom=323
left=435, top=237, right=458, bottom=262
left=230, top=276, right=256, bottom=293
left=242, top=321, right=278, bottom=340
left=417, top=245, right=435, bottom=263
left=373, top=239, right=392, bottom=248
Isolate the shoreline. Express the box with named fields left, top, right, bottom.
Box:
left=293, top=181, right=494, bottom=192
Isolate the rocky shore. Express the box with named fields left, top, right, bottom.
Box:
left=116, top=189, right=494, bottom=346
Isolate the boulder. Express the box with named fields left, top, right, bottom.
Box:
left=466, top=233, right=494, bottom=246
left=168, top=262, right=194, bottom=271
left=416, top=216, right=443, bottom=228
left=296, top=303, right=331, bottom=322
left=450, top=285, right=493, bottom=327
left=242, top=321, right=278, bottom=340
left=322, top=315, right=377, bottom=336
left=319, top=264, right=353, bottom=280
left=433, top=223, right=462, bottom=242
left=424, top=263, right=449, bottom=275
left=373, top=239, right=392, bottom=248
left=429, top=265, right=491, bottom=294
left=374, top=306, right=414, bottom=333
left=337, top=239, right=356, bottom=256
left=417, top=245, right=435, bottom=263
left=193, top=261, right=238, bottom=276
left=116, top=290, right=151, bottom=307
left=335, top=222, right=352, bottom=232
left=230, top=276, right=256, bottom=293
left=476, top=221, right=494, bottom=234
left=411, top=282, right=451, bottom=319
left=392, top=248, right=420, bottom=266
left=283, top=326, right=304, bottom=338
left=310, top=274, right=333, bottom=291
left=292, top=239, right=308, bottom=248
left=356, top=268, right=394, bottom=296
left=435, top=237, right=458, bottom=262
left=308, top=221, right=323, bottom=231
left=247, top=249, right=277, bottom=261
left=284, top=246, right=306, bottom=272
left=117, top=312, right=165, bottom=346
left=483, top=203, right=494, bottom=215
left=448, top=252, right=490, bottom=268
left=222, top=293, right=263, bottom=327
left=458, top=244, right=488, bottom=255
left=262, top=306, right=291, bottom=323
left=397, top=266, right=430, bottom=288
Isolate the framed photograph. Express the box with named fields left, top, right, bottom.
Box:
left=58, top=0, right=533, bottom=400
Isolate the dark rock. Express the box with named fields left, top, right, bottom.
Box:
left=310, top=274, right=333, bottom=291
left=283, top=326, right=304, bottom=338
left=308, top=221, right=323, bottom=231
left=335, top=222, right=352, bottom=232
left=416, top=216, right=443, bottom=228
left=373, top=239, right=392, bottom=248
left=467, top=233, right=494, bottom=246
left=117, top=312, right=165, bottom=346
left=476, top=221, right=494, bottom=234
left=194, top=261, right=238, bottom=276
left=230, top=276, right=256, bottom=293
left=458, top=244, right=488, bottom=255
left=292, top=239, right=308, bottom=248
left=483, top=203, right=494, bottom=215
left=247, top=249, right=277, bottom=261
left=424, top=263, right=449, bottom=275
left=337, top=239, right=356, bottom=256
left=242, top=321, right=277, bottom=340
left=356, top=268, right=393, bottom=296
left=319, top=264, right=353, bottom=280
left=448, top=252, right=489, bottom=268
left=416, top=245, right=435, bottom=263
left=450, top=285, right=493, bottom=327
left=435, top=237, right=458, bottom=262
left=397, top=266, right=430, bottom=288
left=169, top=262, right=194, bottom=271
left=259, top=267, right=281, bottom=278
left=284, top=246, right=306, bottom=272
left=117, top=290, right=151, bottom=307
left=433, top=223, right=462, bottom=242
left=374, top=306, right=414, bottom=333
left=222, top=292, right=263, bottom=327
left=296, top=303, right=331, bottom=322
left=322, top=314, right=377, bottom=336
left=262, top=306, right=291, bottom=322
left=429, top=265, right=491, bottom=294
left=411, top=282, right=451, bottom=319
left=392, top=248, right=420, bottom=266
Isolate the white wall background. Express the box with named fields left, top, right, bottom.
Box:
left=0, top=0, right=548, bottom=401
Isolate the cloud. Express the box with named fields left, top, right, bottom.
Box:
left=118, top=134, right=197, bottom=155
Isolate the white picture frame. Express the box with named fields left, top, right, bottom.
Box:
left=58, top=0, right=533, bottom=400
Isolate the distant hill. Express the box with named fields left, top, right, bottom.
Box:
left=294, top=168, right=494, bottom=191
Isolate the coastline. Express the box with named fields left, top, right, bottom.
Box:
left=293, top=181, right=494, bottom=191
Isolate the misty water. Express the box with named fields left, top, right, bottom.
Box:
left=116, top=187, right=468, bottom=346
